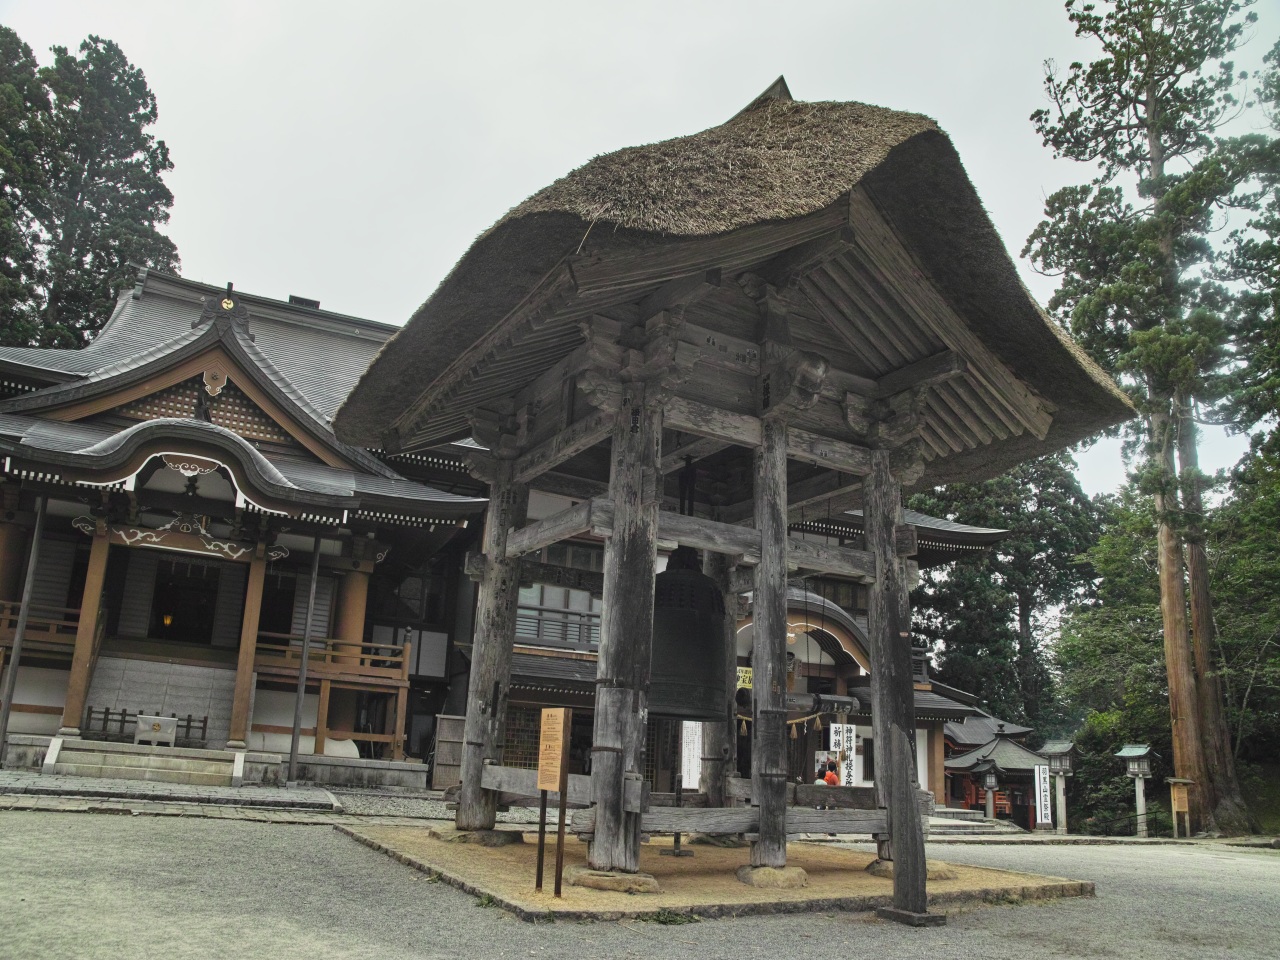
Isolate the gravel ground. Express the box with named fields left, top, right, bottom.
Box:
left=1, top=811, right=1276, bottom=960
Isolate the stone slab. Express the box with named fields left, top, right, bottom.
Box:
left=876, top=906, right=948, bottom=927
left=564, top=866, right=660, bottom=893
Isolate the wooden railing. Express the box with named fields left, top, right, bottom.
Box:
left=0, top=601, right=81, bottom=650
left=515, top=603, right=600, bottom=650
left=254, top=633, right=411, bottom=683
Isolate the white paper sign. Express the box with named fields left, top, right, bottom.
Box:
left=680, top=721, right=702, bottom=791
left=828, top=723, right=857, bottom=786
left=1034, top=764, right=1053, bottom=826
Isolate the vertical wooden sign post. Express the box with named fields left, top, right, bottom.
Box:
left=535, top=707, right=572, bottom=896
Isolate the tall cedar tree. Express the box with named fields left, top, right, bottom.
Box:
left=910, top=453, right=1103, bottom=731
left=0, top=29, right=47, bottom=344
left=0, top=29, right=178, bottom=347
left=1023, top=0, right=1258, bottom=832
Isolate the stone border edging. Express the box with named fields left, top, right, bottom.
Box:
left=334, top=825, right=1095, bottom=923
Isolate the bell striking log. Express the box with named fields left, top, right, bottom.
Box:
left=648, top=546, right=728, bottom=721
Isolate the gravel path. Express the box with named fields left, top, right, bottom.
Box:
left=1, top=811, right=1276, bottom=960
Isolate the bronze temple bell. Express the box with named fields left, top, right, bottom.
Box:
left=648, top=546, right=729, bottom=720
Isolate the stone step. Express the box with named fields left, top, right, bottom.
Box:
left=61, top=740, right=233, bottom=762
left=53, top=752, right=231, bottom=774
left=50, top=762, right=233, bottom=787
left=933, top=807, right=987, bottom=821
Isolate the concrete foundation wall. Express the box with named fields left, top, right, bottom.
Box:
left=86, top=657, right=236, bottom=746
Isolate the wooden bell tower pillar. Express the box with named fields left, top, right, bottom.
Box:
left=588, top=382, right=662, bottom=873
left=750, top=416, right=790, bottom=867
left=866, top=446, right=928, bottom=917
left=456, top=455, right=528, bottom=831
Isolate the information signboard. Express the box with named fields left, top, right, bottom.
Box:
left=1034, top=763, right=1053, bottom=827
left=680, top=721, right=702, bottom=791
left=537, top=708, right=571, bottom=792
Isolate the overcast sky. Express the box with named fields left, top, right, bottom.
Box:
left=3, top=1, right=1275, bottom=495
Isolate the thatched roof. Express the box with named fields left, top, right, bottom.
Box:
left=336, top=81, right=1131, bottom=480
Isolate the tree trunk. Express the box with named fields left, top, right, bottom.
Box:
left=1175, top=396, right=1256, bottom=834
left=1149, top=402, right=1210, bottom=832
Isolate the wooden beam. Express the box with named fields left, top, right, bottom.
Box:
left=503, top=499, right=598, bottom=559
left=569, top=205, right=846, bottom=296
left=636, top=269, right=721, bottom=320
left=665, top=397, right=762, bottom=447
left=481, top=763, right=642, bottom=812
left=571, top=805, right=889, bottom=836
left=787, top=535, right=875, bottom=582
left=873, top=350, right=966, bottom=400
left=659, top=436, right=731, bottom=474
left=658, top=510, right=762, bottom=562
left=666, top=397, right=873, bottom=478
left=756, top=227, right=856, bottom=289
left=512, top=411, right=612, bottom=484
left=787, top=426, right=872, bottom=476
left=530, top=471, right=609, bottom=501
left=848, top=188, right=1054, bottom=441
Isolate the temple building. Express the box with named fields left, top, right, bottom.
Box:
left=0, top=270, right=485, bottom=770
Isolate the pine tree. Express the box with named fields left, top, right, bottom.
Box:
left=1024, top=0, right=1260, bottom=833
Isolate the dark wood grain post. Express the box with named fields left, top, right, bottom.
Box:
left=701, top=551, right=739, bottom=807
left=866, top=448, right=928, bottom=915
left=751, top=416, right=789, bottom=867
left=456, top=458, right=528, bottom=831
left=589, top=382, right=661, bottom=872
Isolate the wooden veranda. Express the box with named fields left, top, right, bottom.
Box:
left=336, top=79, right=1132, bottom=921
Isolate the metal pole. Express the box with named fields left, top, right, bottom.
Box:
left=0, top=496, right=46, bottom=768
left=288, top=536, right=323, bottom=783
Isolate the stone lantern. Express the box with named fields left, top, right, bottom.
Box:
left=1040, top=740, right=1075, bottom=835
left=972, top=759, right=1004, bottom=821
left=1115, top=744, right=1155, bottom=837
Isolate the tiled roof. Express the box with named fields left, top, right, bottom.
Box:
left=944, top=711, right=1033, bottom=746
left=945, top=735, right=1046, bottom=773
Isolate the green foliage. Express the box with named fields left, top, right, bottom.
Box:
left=1069, top=708, right=1173, bottom=829
left=1218, top=41, right=1280, bottom=432
left=1025, top=1, right=1260, bottom=416
left=909, top=452, right=1105, bottom=731
left=0, top=27, right=178, bottom=348
left=1207, top=437, right=1280, bottom=758
left=642, top=909, right=700, bottom=925
left=0, top=27, right=46, bottom=345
